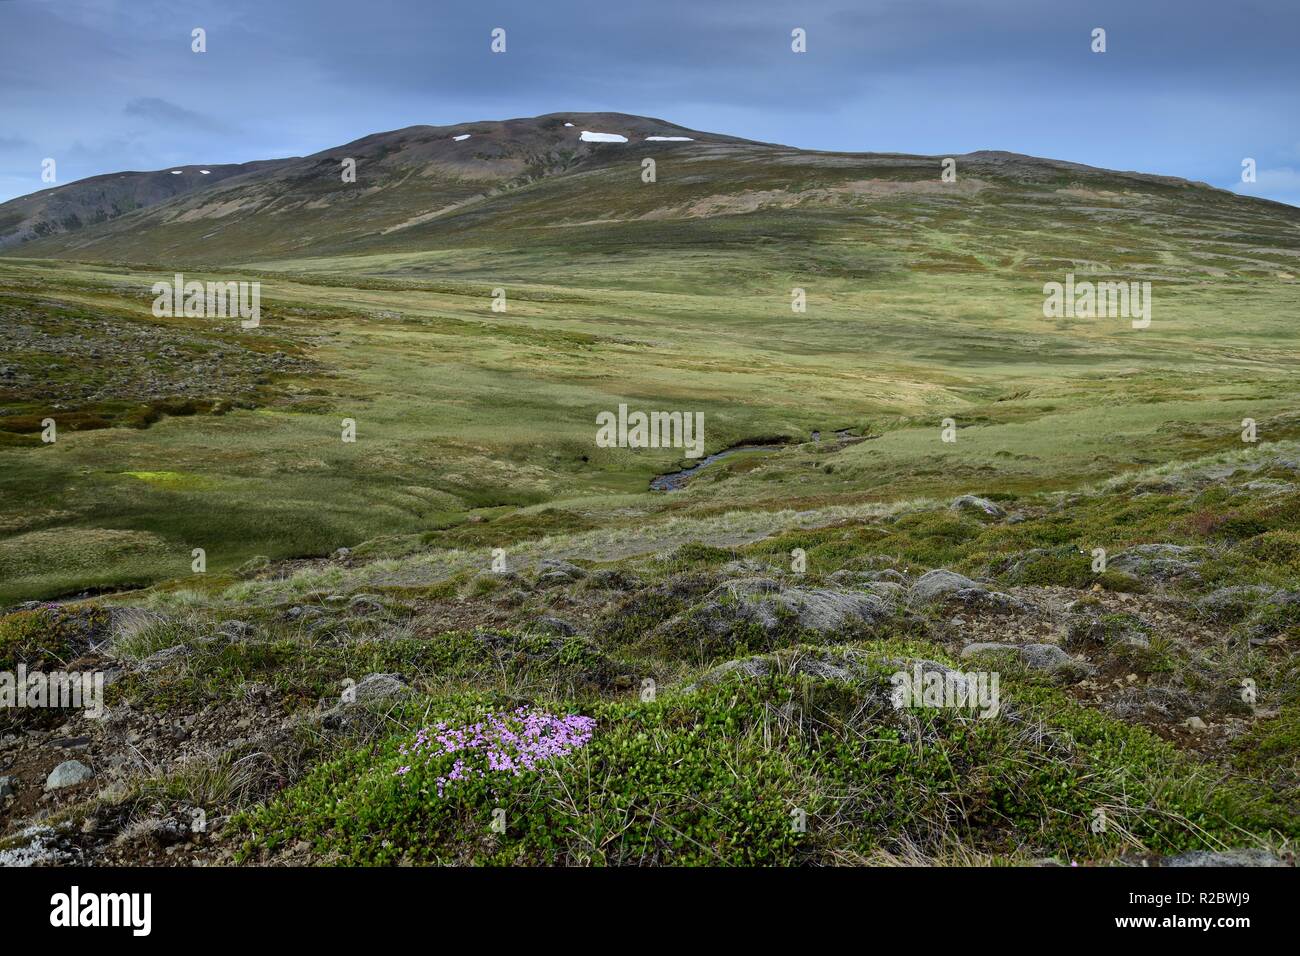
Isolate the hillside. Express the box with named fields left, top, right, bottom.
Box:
left=1, top=113, right=1298, bottom=869
left=0, top=159, right=293, bottom=251
left=5, top=113, right=1298, bottom=284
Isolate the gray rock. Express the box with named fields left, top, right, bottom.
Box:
left=1020, top=643, right=1076, bottom=672
left=44, top=760, right=93, bottom=791
left=1195, top=586, right=1277, bottom=623
left=537, top=559, right=586, bottom=582
left=347, top=672, right=410, bottom=704
left=0, top=776, right=15, bottom=798
left=961, top=641, right=1087, bottom=677
left=138, top=644, right=191, bottom=672
left=1160, top=849, right=1289, bottom=868
left=950, top=495, right=1006, bottom=519
left=706, top=578, right=889, bottom=634
left=910, top=569, right=982, bottom=603
left=1110, top=544, right=1204, bottom=582
left=534, top=616, right=577, bottom=636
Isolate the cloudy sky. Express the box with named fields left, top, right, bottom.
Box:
left=2, top=0, right=1297, bottom=205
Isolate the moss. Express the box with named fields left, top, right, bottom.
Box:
left=0, top=605, right=108, bottom=670
left=1238, top=530, right=1300, bottom=573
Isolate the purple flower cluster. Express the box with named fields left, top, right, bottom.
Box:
left=395, top=707, right=596, bottom=797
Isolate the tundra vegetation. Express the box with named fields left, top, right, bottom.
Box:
left=0, top=115, right=1297, bottom=866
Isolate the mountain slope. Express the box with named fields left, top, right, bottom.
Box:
left=3, top=113, right=737, bottom=263
left=0, top=159, right=293, bottom=250
left=2, top=112, right=1298, bottom=286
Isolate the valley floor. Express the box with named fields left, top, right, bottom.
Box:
left=2, top=441, right=1298, bottom=865
left=1, top=257, right=1298, bottom=866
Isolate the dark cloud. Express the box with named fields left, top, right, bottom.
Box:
left=123, top=96, right=229, bottom=132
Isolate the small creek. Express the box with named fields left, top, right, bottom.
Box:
left=650, top=443, right=784, bottom=492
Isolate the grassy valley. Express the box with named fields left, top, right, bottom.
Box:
left=1, top=114, right=1298, bottom=867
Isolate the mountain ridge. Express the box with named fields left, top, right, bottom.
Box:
left=3, top=112, right=1297, bottom=275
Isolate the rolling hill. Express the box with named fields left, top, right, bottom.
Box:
left=5, top=112, right=1298, bottom=285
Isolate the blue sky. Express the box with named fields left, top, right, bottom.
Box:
left=2, top=0, right=1297, bottom=206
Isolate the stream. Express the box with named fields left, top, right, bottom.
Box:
left=649, top=443, right=784, bottom=491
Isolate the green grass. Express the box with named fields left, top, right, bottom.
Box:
left=4, top=127, right=1299, bottom=868
left=3, top=251, right=1298, bottom=604
left=237, top=652, right=1298, bottom=865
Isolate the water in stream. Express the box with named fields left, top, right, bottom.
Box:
left=649, top=444, right=783, bottom=491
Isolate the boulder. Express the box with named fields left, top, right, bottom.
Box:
left=961, top=641, right=1088, bottom=677
left=1019, top=643, right=1077, bottom=672
left=138, top=644, right=191, bottom=672
left=538, top=559, right=587, bottom=582
left=1109, top=544, right=1204, bottom=582
left=910, top=569, right=982, bottom=603
left=346, top=672, right=410, bottom=705
left=44, top=760, right=93, bottom=791
left=701, top=578, right=890, bottom=635
left=950, top=495, right=1006, bottom=519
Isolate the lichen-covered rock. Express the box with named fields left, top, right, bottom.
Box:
left=536, top=559, right=587, bottom=585
left=1109, top=544, right=1204, bottom=582
left=138, top=644, right=191, bottom=672
left=950, top=495, right=1006, bottom=519
left=694, top=578, right=890, bottom=635
left=961, top=641, right=1090, bottom=678
left=910, top=569, right=982, bottom=603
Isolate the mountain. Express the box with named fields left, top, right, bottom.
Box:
left=2, top=112, right=1298, bottom=283
left=0, top=159, right=292, bottom=250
